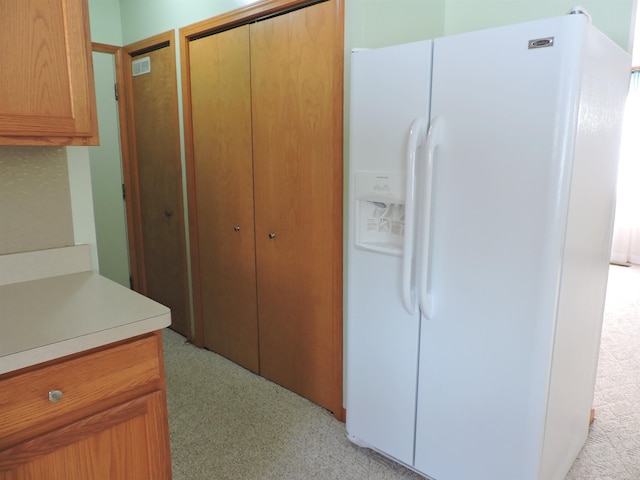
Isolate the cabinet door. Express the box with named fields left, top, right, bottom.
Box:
left=0, top=392, right=171, bottom=479
left=189, top=25, right=259, bottom=372
left=0, top=0, right=98, bottom=144
left=250, top=0, right=343, bottom=414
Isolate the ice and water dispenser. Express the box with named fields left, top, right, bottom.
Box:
left=354, top=172, right=405, bottom=256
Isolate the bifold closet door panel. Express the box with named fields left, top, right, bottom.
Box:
left=250, top=0, right=341, bottom=412
left=189, top=25, right=260, bottom=373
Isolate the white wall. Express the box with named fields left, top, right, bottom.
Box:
left=0, top=147, right=75, bottom=255
left=67, top=147, right=99, bottom=269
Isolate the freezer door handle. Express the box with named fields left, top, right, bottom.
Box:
left=418, top=117, right=443, bottom=319
left=402, top=117, right=426, bottom=315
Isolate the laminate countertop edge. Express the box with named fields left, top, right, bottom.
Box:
left=0, top=271, right=172, bottom=375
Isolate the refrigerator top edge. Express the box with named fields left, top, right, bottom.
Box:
left=351, top=39, right=432, bottom=56
left=350, top=11, right=624, bottom=57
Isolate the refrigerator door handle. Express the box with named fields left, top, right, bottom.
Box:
left=402, top=117, right=427, bottom=315
left=418, top=117, right=443, bottom=319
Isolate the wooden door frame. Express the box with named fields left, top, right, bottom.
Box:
left=91, top=41, right=144, bottom=295
left=119, top=31, right=192, bottom=340
left=179, top=0, right=344, bottom=420
left=90, top=42, right=132, bottom=288
left=102, top=33, right=192, bottom=338
left=121, top=31, right=179, bottom=296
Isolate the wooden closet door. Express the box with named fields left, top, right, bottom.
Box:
left=189, top=26, right=259, bottom=372
left=250, top=0, right=343, bottom=414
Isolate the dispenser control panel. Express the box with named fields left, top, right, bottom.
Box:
left=354, top=172, right=405, bottom=256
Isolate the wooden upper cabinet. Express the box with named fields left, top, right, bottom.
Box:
left=0, top=0, right=98, bottom=146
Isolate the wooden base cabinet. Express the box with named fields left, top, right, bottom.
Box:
left=0, top=333, right=172, bottom=479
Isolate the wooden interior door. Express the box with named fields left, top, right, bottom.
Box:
left=189, top=26, right=260, bottom=372
left=127, top=36, right=191, bottom=338
left=250, top=0, right=343, bottom=414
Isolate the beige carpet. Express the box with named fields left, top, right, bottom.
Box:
left=566, top=264, right=640, bottom=480
left=163, top=264, right=640, bottom=479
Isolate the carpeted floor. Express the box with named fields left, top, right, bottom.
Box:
left=565, top=264, right=640, bottom=480
left=163, top=265, right=640, bottom=479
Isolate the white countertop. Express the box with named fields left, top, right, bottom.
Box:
left=0, top=271, right=171, bottom=375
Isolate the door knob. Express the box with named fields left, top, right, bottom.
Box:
left=164, top=210, right=173, bottom=217
left=234, top=226, right=240, bottom=231
left=48, top=389, right=63, bottom=403
left=268, top=233, right=276, bottom=239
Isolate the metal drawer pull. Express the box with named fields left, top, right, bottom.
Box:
left=234, top=226, right=240, bottom=231
left=268, top=233, right=276, bottom=239
left=48, top=389, right=63, bottom=403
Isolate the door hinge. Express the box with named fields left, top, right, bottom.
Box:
left=114, top=83, right=119, bottom=101
left=122, top=183, right=126, bottom=200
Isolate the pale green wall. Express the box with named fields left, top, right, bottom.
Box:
left=63, top=0, right=124, bottom=273
left=63, top=0, right=123, bottom=275
left=90, top=52, right=131, bottom=287
left=118, top=1, right=258, bottom=44
left=88, top=0, right=123, bottom=44
left=346, top=0, right=446, bottom=49
left=115, top=0, right=635, bottom=50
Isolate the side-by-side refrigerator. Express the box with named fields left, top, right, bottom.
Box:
left=346, top=12, right=631, bottom=480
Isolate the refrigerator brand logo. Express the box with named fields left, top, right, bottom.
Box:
left=528, top=37, right=554, bottom=49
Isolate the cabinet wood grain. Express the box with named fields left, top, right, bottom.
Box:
left=250, top=0, right=343, bottom=416
left=0, top=0, right=98, bottom=145
left=0, top=332, right=171, bottom=479
left=189, top=25, right=260, bottom=373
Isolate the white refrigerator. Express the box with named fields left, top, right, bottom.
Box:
left=346, top=12, right=630, bottom=480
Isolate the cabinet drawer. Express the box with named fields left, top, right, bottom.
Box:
left=0, top=334, right=161, bottom=448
